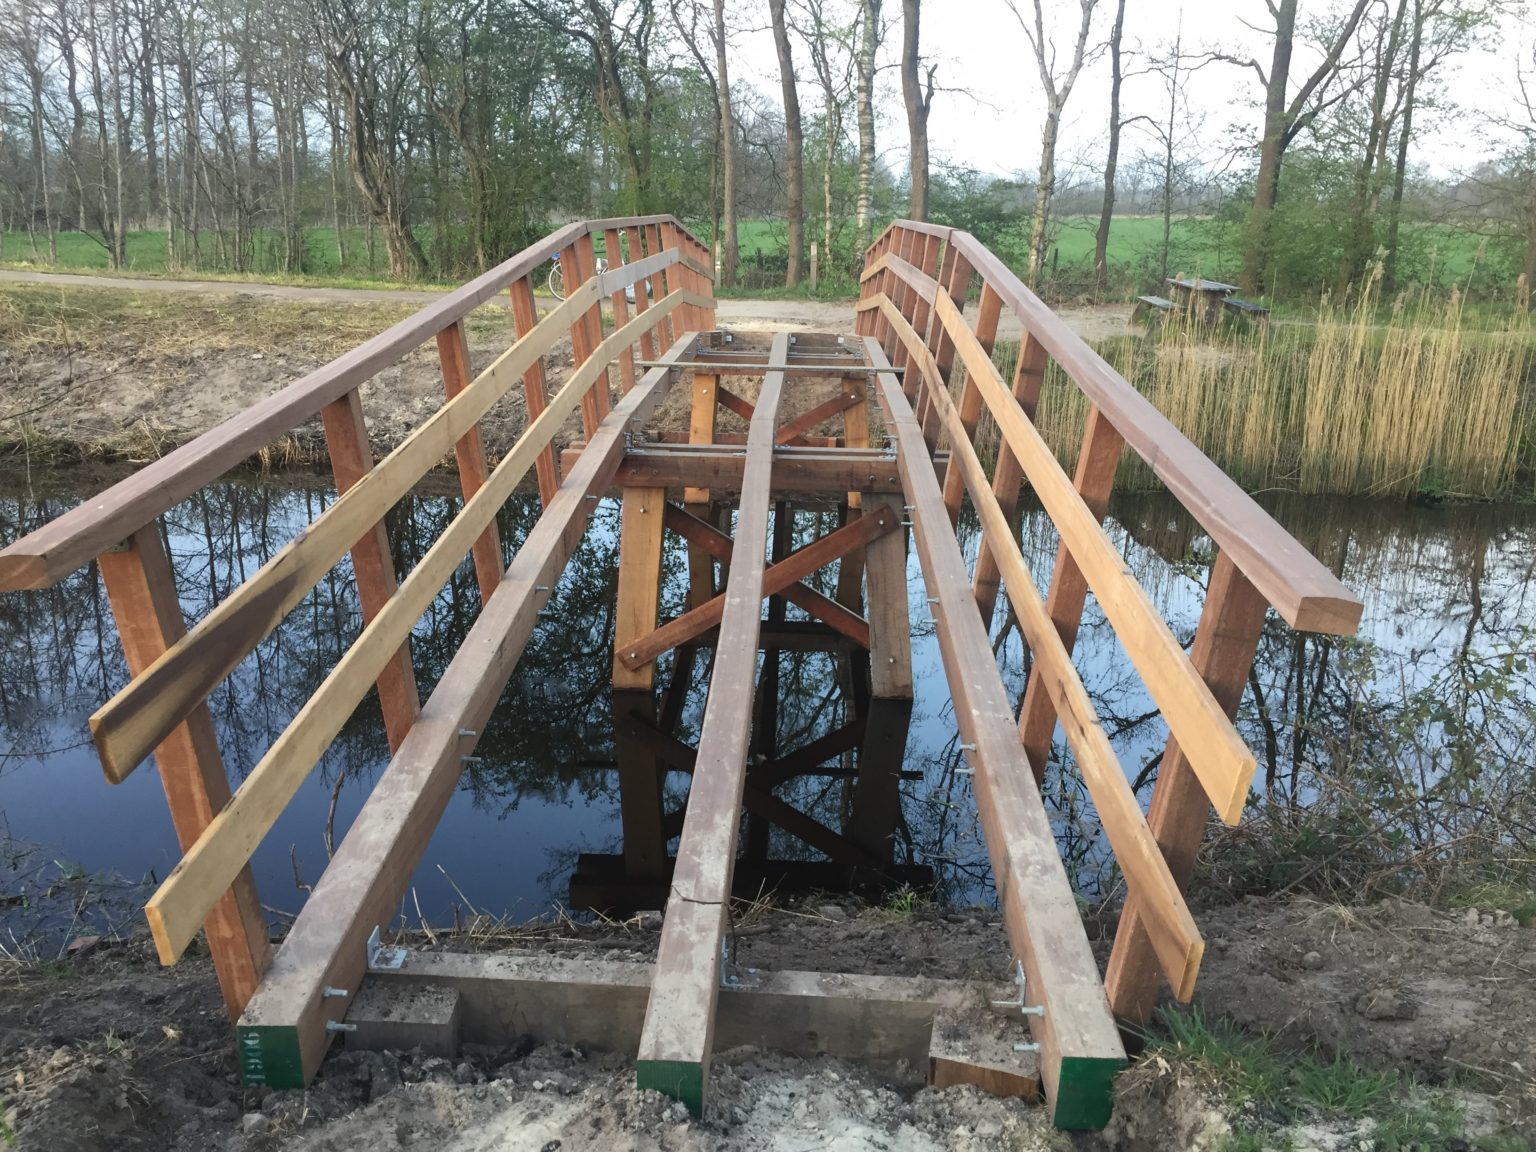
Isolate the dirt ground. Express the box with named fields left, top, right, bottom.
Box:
left=1, top=895, right=1529, bottom=1151
left=0, top=274, right=1132, bottom=470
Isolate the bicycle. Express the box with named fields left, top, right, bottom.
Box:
left=547, top=251, right=609, bottom=301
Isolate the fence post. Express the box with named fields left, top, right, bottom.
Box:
left=319, top=389, right=421, bottom=753
left=98, top=525, right=271, bottom=1019
left=508, top=275, right=560, bottom=505
left=435, top=320, right=504, bottom=604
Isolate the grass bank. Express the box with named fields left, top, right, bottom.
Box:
left=985, top=278, right=1535, bottom=501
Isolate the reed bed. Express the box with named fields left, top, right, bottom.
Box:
left=976, top=272, right=1534, bottom=500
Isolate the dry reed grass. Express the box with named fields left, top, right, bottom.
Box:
left=976, top=268, right=1533, bottom=500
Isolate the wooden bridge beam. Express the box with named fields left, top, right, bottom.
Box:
left=233, top=333, right=695, bottom=1090
left=635, top=332, right=790, bottom=1116
left=865, top=334, right=1126, bottom=1129
left=98, top=527, right=271, bottom=1020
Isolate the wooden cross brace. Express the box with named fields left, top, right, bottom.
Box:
left=616, top=505, right=893, bottom=671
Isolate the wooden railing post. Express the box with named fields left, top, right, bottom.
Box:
left=98, top=525, right=271, bottom=1019
left=1104, top=551, right=1268, bottom=1021
left=658, top=221, right=692, bottom=334
left=613, top=487, right=668, bottom=692
left=941, top=283, right=1003, bottom=523
left=625, top=224, right=659, bottom=365
left=684, top=372, right=719, bottom=610
left=647, top=224, right=676, bottom=348
left=604, top=227, right=637, bottom=394
left=562, top=239, right=607, bottom=438
left=435, top=320, right=503, bottom=604
left=508, top=275, right=560, bottom=506
left=1016, top=404, right=1125, bottom=774
left=971, top=330, right=1049, bottom=626
left=319, top=389, right=422, bottom=752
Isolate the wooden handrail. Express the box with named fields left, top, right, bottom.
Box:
left=142, top=290, right=693, bottom=965
left=0, top=215, right=710, bottom=592
left=874, top=293, right=1203, bottom=998
left=90, top=257, right=690, bottom=783
left=862, top=289, right=1258, bottom=825
left=868, top=224, right=1362, bottom=636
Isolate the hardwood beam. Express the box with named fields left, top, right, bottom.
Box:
left=864, top=334, right=1125, bottom=1129
left=436, top=320, right=504, bottom=605
left=612, top=488, right=669, bottom=692
left=98, top=527, right=270, bottom=1019
left=863, top=493, right=913, bottom=700
left=1103, top=552, right=1268, bottom=1022
left=635, top=332, right=789, bottom=1115
left=319, top=388, right=421, bottom=754
left=573, top=445, right=918, bottom=497
left=232, top=333, right=695, bottom=1091
left=617, top=509, right=895, bottom=670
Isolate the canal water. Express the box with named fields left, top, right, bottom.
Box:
left=1, top=470, right=1532, bottom=947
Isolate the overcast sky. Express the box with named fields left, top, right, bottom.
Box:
left=724, top=0, right=1529, bottom=186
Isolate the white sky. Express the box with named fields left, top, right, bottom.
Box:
left=725, top=0, right=1529, bottom=186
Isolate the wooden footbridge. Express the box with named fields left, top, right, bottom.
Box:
left=0, top=215, right=1362, bottom=1129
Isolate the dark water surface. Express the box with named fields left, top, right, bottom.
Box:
left=1, top=470, right=1532, bottom=945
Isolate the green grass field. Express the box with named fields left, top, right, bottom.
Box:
left=2, top=213, right=1505, bottom=300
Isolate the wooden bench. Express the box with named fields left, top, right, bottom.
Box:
left=1221, top=297, right=1270, bottom=322
left=1132, top=295, right=1174, bottom=323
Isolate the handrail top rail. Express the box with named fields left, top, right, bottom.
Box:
left=865, top=219, right=951, bottom=257
left=0, top=215, right=707, bottom=592
left=869, top=221, right=1363, bottom=637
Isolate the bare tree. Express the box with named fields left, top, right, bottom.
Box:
left=853, top=0, right=879, bottom=255
left=899, top=0, right=933, bottom=220
left=710, top=0, right=737, bottom=284
left=1006, top=0, right=1097, bottom=286
left=1092, top=0, right=1125, bottom=289
left=769, top=0, right=804, bottom=284
left=1227, top=0, right=1372, bottom=293
left=793, top=0, right=855, bottom=262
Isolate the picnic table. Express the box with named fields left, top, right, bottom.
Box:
left=1166, top=277, right=1241, bottom=325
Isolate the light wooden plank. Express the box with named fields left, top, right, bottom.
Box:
left=634, top=332, right=790, bottom=1115
left=612, top=487, right=668, bottom=692
left=873, top=290, right=1258, bottom=826
left=436, top=320, right=505, bottom=605
left=903, top=316, right=1203, bottom=1000
left=683, top=372, right=719, bottom=506
left=1104, top=552, right=1269, bottom=1020
left=233, top=332, right=696, bottom=1090
left=1018, top=404, right=1124, bottom=773
left=144, top=295, right=690, bottom=964
left=98, top=527, right=271, bottom=1019
left=863, top=335, right=1124, bottom=1129
left=90, top=272, right=690, bottom=784
left=973, top=332, right=1048, bottom=627
left=0, top=219, right=587, bottom=592
left=577, top=446, right=912, bottom=497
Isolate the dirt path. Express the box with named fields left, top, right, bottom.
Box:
left=0, top=895, right=1528, bottom=1151
left=0, top=268, right=1135, bottom=342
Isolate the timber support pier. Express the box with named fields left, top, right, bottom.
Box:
left=0, top=216, right=1362, bottom=1130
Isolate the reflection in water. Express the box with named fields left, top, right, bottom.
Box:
left=1, top=473, right=1532, bottom=943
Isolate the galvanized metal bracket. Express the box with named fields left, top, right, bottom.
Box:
left=366, top=925, right=407, bottom=972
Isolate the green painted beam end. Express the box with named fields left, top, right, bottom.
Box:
left=237, top=1025, right=307, bottom=1090
left=1050, top=1055, right=1126, bottom=1130
left=636, top=1058, right=705, bottom=1117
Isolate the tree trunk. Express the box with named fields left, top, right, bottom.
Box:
left=854, top=0, right=880, bottom=256
left=900, top=0, right=931, bottom=220
left=1027, top=110, right=1058, bottom=286
left=1093, top=0, right=1126, bottom=289
left=1338, top=0, right=1406, bottom=294
left=1241, top=0, right=1298, bottom=294
left=712, top=0, right=738, bottom=286
left=769, top=0, right=805, bottom=286
left=1382, top=0, right=1424, bottom=295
